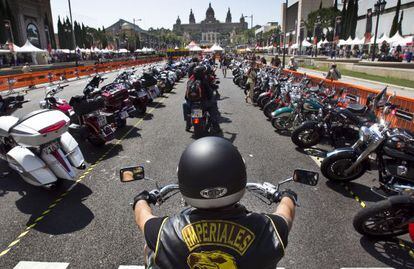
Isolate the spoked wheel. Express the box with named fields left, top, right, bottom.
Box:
left=271, top=115, right=291, bottom=131
left=353, top=196, right=414, bottom=239
left=321, top=153, right=366, bottom=182
left=291, top=123, right=321, bottom=148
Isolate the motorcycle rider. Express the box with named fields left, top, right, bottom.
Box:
left=132, top=137, right=296, bottom=269
left=183, top=64, right=221, bottom=133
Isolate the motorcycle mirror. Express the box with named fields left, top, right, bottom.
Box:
left=120, top=166, right=145, bottom=182
left=216, top=81, right=220, bottom=85
left=293, top=169, right=319, bottom=186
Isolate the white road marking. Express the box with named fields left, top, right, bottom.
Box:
left=14, top=261, right=69, bottom=269
left=118, top=265, right=145, bottom=269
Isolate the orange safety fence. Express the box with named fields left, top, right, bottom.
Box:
left=284, top=69, right=414, bottom=132
left=0, top=57, right=164, bottom=92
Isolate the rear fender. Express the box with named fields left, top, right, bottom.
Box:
left=272, top=106, right=293, bottom=118
left=41, top=148, right=75, bottom=180
left=60, top=132, right=85, bottom=168
left=6, top=146, right=57, bottom=186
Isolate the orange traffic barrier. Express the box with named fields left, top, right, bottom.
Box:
left=284, top=69, right=414, bottom=132
left=0, top=57, right=163, bottom=92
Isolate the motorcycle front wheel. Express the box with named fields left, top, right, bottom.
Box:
left=272, top=115, right=291, bottom=130
left=353, top=196, right=414, bottom=239
left=291, top=122, right=322, bottom=148
left=321, top=152, right=366, bottom=182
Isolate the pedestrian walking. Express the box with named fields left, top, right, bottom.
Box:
left=221, top=56, right=229, bottom=78
left=326, top=63, right=341, bottom=81
left=245, top=62, right=257, bottom=104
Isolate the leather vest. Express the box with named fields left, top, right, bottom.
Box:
left=150, top=205, right=285, bottom=269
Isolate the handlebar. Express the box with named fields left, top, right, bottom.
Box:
left=146, top=181, right=287, bottom=206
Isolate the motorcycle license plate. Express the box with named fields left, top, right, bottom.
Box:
left=97, top=115, right=107, bottom=127
left=43, top=141, right=60, bottom=154
left=120, top=110, right=129, bottom=119
left=191, top=109, right=203, bottom=118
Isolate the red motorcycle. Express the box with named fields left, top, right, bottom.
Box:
left=114, top=71, right=149, bottom=116
left=39, top=85, right=76, bottom=121
left=84, top=75, right=136, bottom=128
left=69, top=94, right=116, bottom=147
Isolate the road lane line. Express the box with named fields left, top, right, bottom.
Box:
left=13, top=261, right=69, bottom=269
left=0, top=94, right=169, bottom=258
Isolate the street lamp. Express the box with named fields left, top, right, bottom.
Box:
left=67, top=0, right=78, bottom=66
left=243, top=15, right=254, bottom=29
left=282, top=0, right=288, bottom=68
left=313, top=16, right=321, bottom=57
left=371, top=0, right=387, bottom=61
left=299, top=20, right=304, bottom=55
left=133, top=18, right=143, bottom=49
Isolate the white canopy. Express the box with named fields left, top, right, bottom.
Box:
left=135, top=48, right=142, bottom=52
left=290, top=43, right=298, bottom=49
left=389, top=33, right=406, bottom=46
left=337, top=39, right=347, bottom=46
left=377, top=34, right=390, bottom=44
left=186, top=41, right=198, bottom=49
left=210, top=44, right=223, bottom=51
left=18, top=40, right=45, bottom=53
left=351, top=37, right=365, bottom=45
left=118, top=48, right=129, bottom=53
left=5, top=42, right=22, bottom=53
left=302, top=40, right=312, bottom=47
left=190, top=45, right=202, bottom=52
left=0, top=49, right=10, bottom=53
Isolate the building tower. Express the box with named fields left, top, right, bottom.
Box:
left=226, top=8, right=232, bottom=23
left=176, top=16, right=181, bottom=25
left=240, top=14, right=245, bottom=23
left=189, top=9, right=195, bottom=24
left=206, top=3, right=216, bottom=22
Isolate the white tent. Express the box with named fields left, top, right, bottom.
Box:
left=186, top=41, right=197, bottom=49
left=0, top=49, right=10, bottom=54
left=302, top=40, right=312, bottom=47
left=338, top=39, right=347, bottom=46
left=290, top=43, right=299, bottom=49
left=18, top=40, right=45, bottom=53
left=135, top=48, right=142, bottom=52
left=5, top=42, right=22, bottom=53
left=118, top=48, right=129, bottom=53
left=389, top=33, right=406, bottom=46
left=210, top=44, right=223, bottom=51
left=190, top=45, right=202, bottom=52
left=377, top=34, right=390, bottom=44
left=350, top=37, right=364, bottom=45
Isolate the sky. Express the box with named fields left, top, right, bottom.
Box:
left=51, top=0, right=281, bottom=31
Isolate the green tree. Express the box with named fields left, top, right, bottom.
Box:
left=319, top=0, right=323, bottom=10
left=390, top=0, right=401, bottom=36
left=350, top=0, right=358, bottom=38
left=0, top=0, right=6, bottom=44
left=306, top=7, right=341, bottom=40
left=334, top=0, right=338, bottom=10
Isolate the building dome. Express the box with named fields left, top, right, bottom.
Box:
left=206, top=3, right=215, bottom=20
left=122, top=22, right=133, bottom=31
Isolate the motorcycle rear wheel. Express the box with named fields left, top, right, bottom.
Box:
left=87, top=135, right=106, bottom=147
left=135, top=105, right=147, bottom=116
left=353, top=196, right=414, bottom=239
left=193, top=125, right=204, bottom=139
left=259, top=96, right=271, bottom=109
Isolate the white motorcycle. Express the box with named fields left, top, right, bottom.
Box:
left=0, top=96, right=85, bottom=189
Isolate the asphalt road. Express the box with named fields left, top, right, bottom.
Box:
left=0, top=67, right=413, bottom=269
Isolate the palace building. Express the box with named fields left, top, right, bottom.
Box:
left=173, top=3, right=248, bottom=46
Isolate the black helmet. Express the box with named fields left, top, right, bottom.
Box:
left=193, top=65, right=206, bottom=80
left=178, top=137, right=247, bottom=209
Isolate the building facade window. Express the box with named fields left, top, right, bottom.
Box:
left=26, top=23, right=41, bottom=47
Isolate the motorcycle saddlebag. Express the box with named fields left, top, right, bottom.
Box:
left=70, top=95, right=105, bottom=115
left=141, top=73, right=157, bottom=88
left=100, top=83, right=129, bottom=106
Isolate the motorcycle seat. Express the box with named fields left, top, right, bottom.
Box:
left=347, top=103, right=367, bottom=114
left=0, top=116, right=19, bottom=137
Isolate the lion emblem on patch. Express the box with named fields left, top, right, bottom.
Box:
left=187, top=251, right=238, bottom=269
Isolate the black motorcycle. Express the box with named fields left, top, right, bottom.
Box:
left=321, top=100, right=414, bottom=197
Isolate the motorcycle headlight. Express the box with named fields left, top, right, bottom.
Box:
left=359, top=126, right=372, bottom=142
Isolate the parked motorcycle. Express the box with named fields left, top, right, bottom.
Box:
left=39, top=84, right=76, bottom=121
left=353, top=194, right=414, bottom=241
left=0, top=96, right=85, bottom=189
left=188, top=102, right=211, bottom=138
left=321, top=94, right=414, bottom=197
